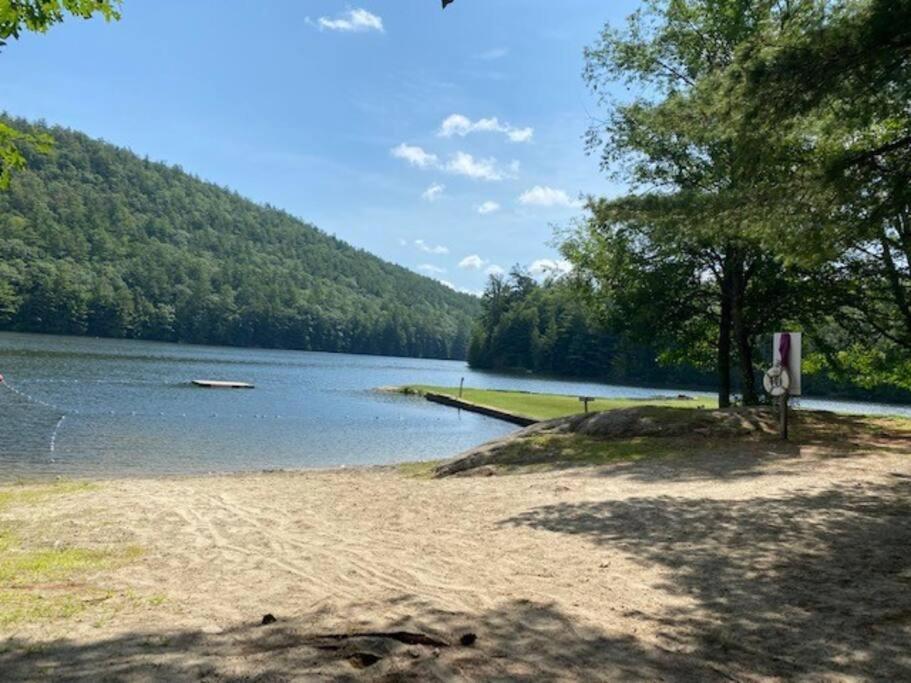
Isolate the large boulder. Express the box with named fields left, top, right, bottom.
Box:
left=433, top=406, right=779, bottom=477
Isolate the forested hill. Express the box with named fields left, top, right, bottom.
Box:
left=0, top=118, right=479, bottom=359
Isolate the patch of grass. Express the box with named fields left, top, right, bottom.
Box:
left=491, top=434, right=680, bottom=472
left=147, top=594, right=167, bottom=607
left=0, top=480, right=96, bottom=512
left=0, top=547, right=110, bottom=585
left=871, top=415, right=911, bottom=431
left=399, top=385, right=716, bottom=421
left=0, top=544, right=144, bottom=627
left=0, top=589, right=99, bottom=628
left=0, top=529, right=12, bottom=554
left=793, top=411, right=911, bottom=447
left=0, top=480, right=146, bottom=629
left=397, top=460, right=444, bottom=479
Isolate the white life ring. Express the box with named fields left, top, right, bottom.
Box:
left=763, top=365, right=790, bottom=397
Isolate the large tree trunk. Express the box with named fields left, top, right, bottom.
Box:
left=717, top=261, right=733, bottom=408
left=730, top=256, right=759, bottom=405
left=880, top=214, right=911, bottom=346
left=733, top=321, right=758, bottom=405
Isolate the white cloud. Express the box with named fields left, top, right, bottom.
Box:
left=438, top=114, right=534, bottom=143
left=485, top=264, right=505, bottom=277
left=477, top=200, right=500, bottom=215
left=391, top=143, right=438, bottom=169
left=458, top=254, right=486, bottom=270
left=476, top=47, right=508, bottom=60
left=446, top=152, right=514, bottom=181
left=507, top=127, right=534, bottom=143
left=438, top=114, right=488, bottom=137
left=529, top=258, right=573, bottom=277
left=397, top=238, right=408, bottom=246
left=418, top=263, right=446, bottom=275
left=518, top=185, right=580, bottom=208
left=437, top=279, right=482, bottom=297
left=414, top=239, right=449, bottom=255
left=392, top=145, right=516, bottom=182
left=422, top=183, right=445, bottom=202
left=316, top=8, right=384, bottom=33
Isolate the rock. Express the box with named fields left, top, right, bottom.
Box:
left=434, top=406, right=781, bottom=477
left=260, top=613, right=277, bottom=625
left=349, top=652, right=382, bottom=668
left=454, top=465, right=497, bottom=477
left=459, top=633, right=477, bottom=647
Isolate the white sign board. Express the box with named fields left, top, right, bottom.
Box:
left=773, top=332, right=801, bottom=396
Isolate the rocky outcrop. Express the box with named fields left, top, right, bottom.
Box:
left=434, top=406, right=779, bottom=477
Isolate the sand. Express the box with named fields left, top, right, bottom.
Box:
left=2, top=437, right=910, bottom=681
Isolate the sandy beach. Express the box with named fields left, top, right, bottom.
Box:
left=2, top=434, right=910, bottom=681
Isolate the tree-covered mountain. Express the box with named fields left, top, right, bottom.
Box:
left=0, top=117, right=478, bottom=359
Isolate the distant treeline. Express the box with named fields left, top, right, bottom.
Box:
left=0, top=118, right=477, bottom=359
left=469, top=271, right=911, bottom=404
left=468, top=270, right=715, bottom=388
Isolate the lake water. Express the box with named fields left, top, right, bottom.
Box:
left=1, top=332, right=908, bottom=479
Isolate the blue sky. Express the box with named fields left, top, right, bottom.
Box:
left=0, top=0, right=637, bottom=295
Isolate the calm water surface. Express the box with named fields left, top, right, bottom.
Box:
left=1, top=332, right=908, bottom=479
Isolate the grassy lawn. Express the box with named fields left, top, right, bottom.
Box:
left=399, top=385, right=717, bottom=421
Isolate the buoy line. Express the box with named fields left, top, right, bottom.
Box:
left=1, top=378, right=66, bottom=412
left=49, top=415, right=67, bottom=453
left=1, top=379, right=69, bottom=453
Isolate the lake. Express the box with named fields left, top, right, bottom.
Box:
left=1, top=332, right=908, bottom=479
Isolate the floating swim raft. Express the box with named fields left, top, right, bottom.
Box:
left=192, top=380, right=254, bottom=389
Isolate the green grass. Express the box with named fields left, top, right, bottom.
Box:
left=0, top=480, right=143, bottom=628
left=397, top=460, right=445, bottom=479
left=399, top=385, right=716, bottom=421
left=404, top=434, right=687, bottom=478
left=0, top=547, right=111, bottom=585
left=0, top=480, right=96, bottom=512
left=492, top=434, right=680, bottom=471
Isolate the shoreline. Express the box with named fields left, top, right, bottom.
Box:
left=0, top=459, right=441, bottom=486
left=2, top=434, right=909, bottom=680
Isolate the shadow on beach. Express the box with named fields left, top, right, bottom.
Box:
left=502, top=478, right=911, bottom=680
left=1, top=596, right=719, bottom=682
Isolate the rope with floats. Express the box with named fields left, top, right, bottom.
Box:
left=0, top=373, right=69, bottom=454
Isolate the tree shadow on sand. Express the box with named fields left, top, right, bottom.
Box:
left=502, top=478, right=911, bottom=680
left=1, top=594, right=724, bottom=681
left=574, top=411, right=910, bottom=484
left=450, top=410, right=911, bottom=485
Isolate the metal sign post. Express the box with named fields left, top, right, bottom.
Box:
left=780, top=393, right=789, bottom=440
left=763, top=364, right=790, bottom=439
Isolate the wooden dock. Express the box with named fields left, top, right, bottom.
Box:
left=423, top=392, right=536, bottom=427
left=191, top=380, right=254, bottom=389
